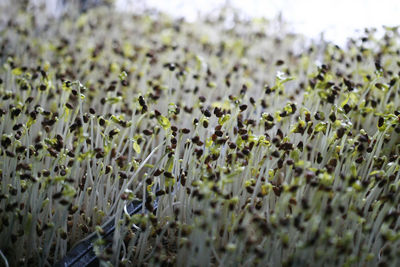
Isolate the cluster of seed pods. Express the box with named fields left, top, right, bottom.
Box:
left=0, top=2, right=400, bottom=266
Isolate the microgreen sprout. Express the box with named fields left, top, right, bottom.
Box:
left=1, top=1, right=400, bottom=266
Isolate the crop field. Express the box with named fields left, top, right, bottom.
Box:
left=0, top=1, right=400, bottom=266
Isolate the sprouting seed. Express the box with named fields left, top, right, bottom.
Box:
left=239, top=104, right=247, bottom=111
left=378, top=117, right=384, bottom=127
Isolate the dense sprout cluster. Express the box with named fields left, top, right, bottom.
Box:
left=1, top=2, right=400, bottom=266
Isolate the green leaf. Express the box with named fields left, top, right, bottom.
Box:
left=133, top=141, right=141, bottom=154
left=165, top=157, right=174, bottom=173
left=62, top=184, right=76, bottom=197
left=119, top=71, right=128, bottom=81
left=26, top=117, right=36, bottom=128
left=314, top=122, right=327, bottom=133
left=12, top=68, right=23, bottom=76
left=341, top=94, right=350, bottom=108
left=168, top=103, right=177, bottom=114
left=218, top=114, right=230, bottom=125
left=157, top=115, right=171, bottom=130
left=106, top=96, right=122, bottom=104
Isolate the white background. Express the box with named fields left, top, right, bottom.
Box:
left=116, top=0, right=400, bottom=46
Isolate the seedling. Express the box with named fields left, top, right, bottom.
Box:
left=0, top=1, right=400, bottom=266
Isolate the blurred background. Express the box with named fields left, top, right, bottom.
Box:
left=116, top=0, right=400, bottom=46
left=20, top=0, right=400, bottom=46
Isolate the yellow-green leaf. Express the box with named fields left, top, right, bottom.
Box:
left=133, top=141, right=141, bottom=154
left=12, top=68, right=23, bottom=76
left=157, top=115, right=171, bottom=130
left=315, top=122, right=327, bottom=133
